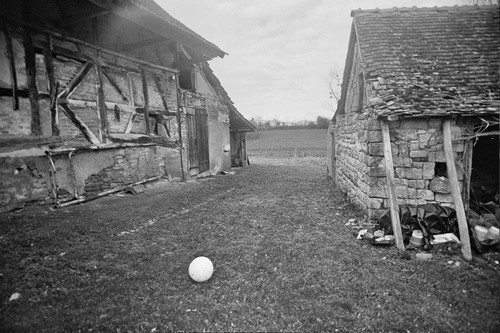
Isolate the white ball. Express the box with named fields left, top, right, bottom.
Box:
left=188, top=256, right=214, bottom=282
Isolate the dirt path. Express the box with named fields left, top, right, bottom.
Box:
left=1, top=157, right=499, bottom=332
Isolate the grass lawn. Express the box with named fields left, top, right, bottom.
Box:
left=1, top=157, right=499, bottom=332
left=247, top=129, right=328, bottom=157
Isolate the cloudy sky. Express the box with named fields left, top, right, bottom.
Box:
left=159, top=0, right=468, bottom=122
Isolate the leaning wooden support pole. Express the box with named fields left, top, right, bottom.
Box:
left=443, top=119, right=472, bottom=261
left=57, top=175, right=163, bottom=208
left=381, top=119, right=404, bottom=250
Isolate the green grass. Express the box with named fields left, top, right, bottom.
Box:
left=1, top=158, right=499, bottom=332
left=247, top=129, right=328, bottom=158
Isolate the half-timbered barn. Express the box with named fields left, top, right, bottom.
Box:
left=0, top=0, right=254, bottom=212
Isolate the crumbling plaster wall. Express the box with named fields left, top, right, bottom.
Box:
left=207, top=96, right=231, bottom=173
left=0, top=146, right=181, bottom=213
left=334, top=114, right=467, bottom=221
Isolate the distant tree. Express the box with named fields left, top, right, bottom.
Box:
left=463, top=0, right=498, bottom=4
left=316, top=116, right=330, bottom=129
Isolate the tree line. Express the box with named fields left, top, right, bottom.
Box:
left=250, top=116, right=331, bottom=130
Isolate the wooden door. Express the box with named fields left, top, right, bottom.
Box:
left=187, top=108, right=209, bottom=173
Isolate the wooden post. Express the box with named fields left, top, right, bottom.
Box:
left=462, top=120, right=473, bottom=219
left=2, top=21, right=18, bottom=110
left=443, top=119, right=472, bottom=261
left=43, top=34, right=59, bottom=136
left=22, top=27, right=41, bottom=136
left=140, top=68, right=151, bottom=135
left=381, top=119, right=404, bottom=250
left=153, top=75, right=171, bottom=137
left=95, top=53, right=107, bottom=143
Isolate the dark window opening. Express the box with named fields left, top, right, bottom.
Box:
left=179, top=68, right=194, bottom=90
left=435, top=162, right=447, bottom=177
left=470, top=123, right=499, bottom=212
left=357, top=73, right=365, bottom=112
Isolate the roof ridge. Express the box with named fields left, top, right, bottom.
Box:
left=351, top=4, right=499, bottom=17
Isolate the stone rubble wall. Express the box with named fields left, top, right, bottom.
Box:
left=333, top=114, right=467, bottom=221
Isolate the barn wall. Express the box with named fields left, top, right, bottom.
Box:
left=0, top=145, right=181, bottom=213
left=207, top=96, right=231, bottom=173
left=0, top=23, right=185, bottom=212
left=334, top=114, right=468, bottom=221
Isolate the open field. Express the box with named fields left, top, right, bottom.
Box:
left=1, top=157, right=499, bottom=332
left=247, top=129, right=328, bottom=158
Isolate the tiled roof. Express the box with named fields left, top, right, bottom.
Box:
left=352, top=5, right=500, bottom=117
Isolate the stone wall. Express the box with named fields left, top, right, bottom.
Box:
left=334, top=115, right=468, bottom=221
left=0, top=145, right=181, bottom=213
left=333, top=112, right=371, bottom=213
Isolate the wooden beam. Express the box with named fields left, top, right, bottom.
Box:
left=61, top=10, right=109, bottom=27
left=95, top=53, right=108, bottom=143
left=10, top=18, right=179, bottom=74
left=58, top=103, right=100, bottom=145
left=58, top=62, right=94, bottom=99
left=140, top=68, right=151, bottom=135
left=443, top=119, right=472, bottom=261
left=2, top=21, right=18, bottom=110
left=462, top=120, right=474, bottom=220
left=43, top=34, right=60, bottom=136
left=102, top=68, right=130, bottom=103
left=121, top=36, right=169, bottom=52
left=381, top=119, right=404, bottom=250
left=153, top=75, right=171, bottom=137
left=22, top=27, right=42, bottom=136
left=127, top=73, right=135, bottom=106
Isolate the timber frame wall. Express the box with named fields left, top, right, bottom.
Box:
left=0, top=13, right=234, bottom=212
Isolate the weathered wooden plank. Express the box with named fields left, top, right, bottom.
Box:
left=2, top=21, right=18, bottom=110
left=43, top=34, right=60, bottom=136
left=61, top=10, right=109, bottom=27
left=22, top=27, right=41, bottom=136
left=14, top=19, right=178, bottom=74
left=153, top=75, right=171, bottom=137
left=140, top=68, right=151, bottom=135
left=95, top=53, right=108, bottom=143
left=462, top=120, right=473, bottom=219
left=443, top=119, right=472, bottom=261
left=381, top=119, right=404, bottom=250
left=122, top=36, right=169, bottom=52
left=58, top=103, right=100, bottom=145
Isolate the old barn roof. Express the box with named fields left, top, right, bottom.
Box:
left=88, top=0, right=227, bottom=60
left=343, top=5, right=500, bottom=118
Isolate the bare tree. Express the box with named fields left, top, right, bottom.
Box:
left=324, top=64, right=343, bottom=113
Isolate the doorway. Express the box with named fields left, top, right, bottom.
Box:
left=186, top=108, right=209, bottom=174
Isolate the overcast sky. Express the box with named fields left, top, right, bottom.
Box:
left=160, top=0, right=467, bottom=122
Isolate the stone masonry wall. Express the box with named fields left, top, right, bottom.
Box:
left=334, top=115, right=468, bottom=221
left=333, top=112, right=371, bottom=214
